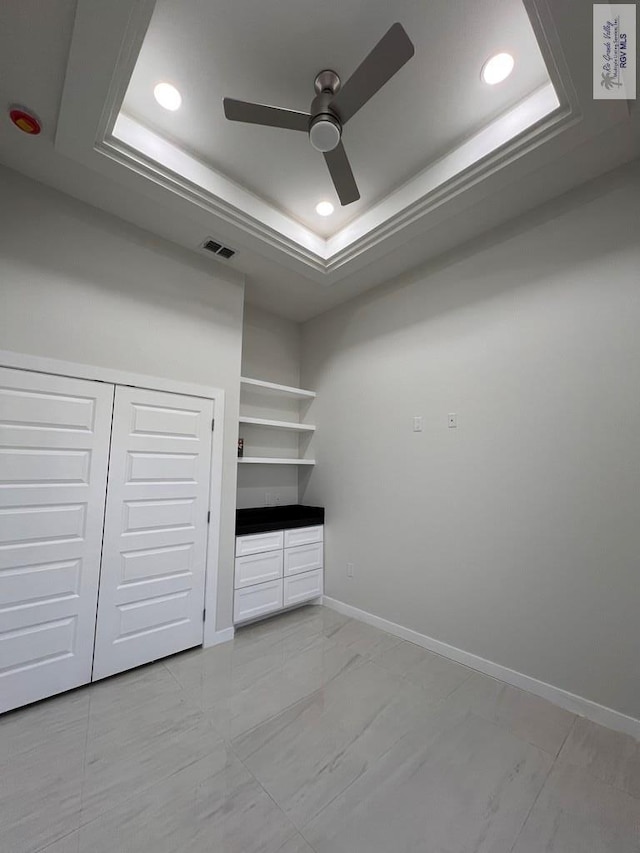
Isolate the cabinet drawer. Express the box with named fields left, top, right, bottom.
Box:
left=234, top=580, right=283, bottom=623
left=235, top=550, right=283, bottom=589
left=283, top=525, right=323, bottom=548
left=283, top=569, right=323, bottom=607
left=284, top=542, right=323, bottom=577
left=235, top=530, right=284, bottom=556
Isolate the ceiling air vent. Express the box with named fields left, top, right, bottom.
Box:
left=201, top=238, right=236, bottom=260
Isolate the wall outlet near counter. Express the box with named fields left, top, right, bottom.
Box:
left=347, top=562, right=354, bottom=578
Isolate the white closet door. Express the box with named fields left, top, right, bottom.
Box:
left=92, top=386, right=213, bottom=680
left=0, top=367, right=113, bottom=713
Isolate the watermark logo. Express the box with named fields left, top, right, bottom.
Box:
left=593, top=4, right=636, bottom=99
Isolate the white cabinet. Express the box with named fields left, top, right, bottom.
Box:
left=234, top=524, right=324, bottom=624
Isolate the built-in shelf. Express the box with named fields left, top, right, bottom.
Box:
left=240, top=377, right=316, bottom=399
left=238, top=457, right=316, bottom=465
left=239, top=416, right=316, bottom=432
left=237, top=377, right=317, bottom=474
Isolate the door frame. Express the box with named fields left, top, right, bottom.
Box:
left=0, top=349, right=227, bottom=649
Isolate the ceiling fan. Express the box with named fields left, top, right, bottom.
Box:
left=223, top=23, right=415, bottom=206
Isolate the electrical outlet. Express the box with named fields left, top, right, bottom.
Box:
left=413, top=416, right=423, bottom=432
left=265, top=492, right=272, bottom=506
left=448, top=413, right=457, bottom=428
left=274, top=495, right=281, bottom=505
left=347, top=562, right=354, bottom=578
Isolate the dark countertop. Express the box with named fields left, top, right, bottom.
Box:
left=236, top=504, right=324, bottom=536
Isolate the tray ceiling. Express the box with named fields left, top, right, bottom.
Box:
left=120, top=0, right=551, bottom=236
left=1, top=0, right=636, bottom=319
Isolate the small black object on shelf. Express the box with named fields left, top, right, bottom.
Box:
left=238, top=437, right=244, bottom=458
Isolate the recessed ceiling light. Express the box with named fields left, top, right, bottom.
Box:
left=481, top=53, right=515, bottom=85
left=153, top=82, right=182, bottom=111
left=316, top=201, right=334, bottom=216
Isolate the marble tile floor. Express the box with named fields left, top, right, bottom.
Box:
left=2, top=604, right=639, bottom=853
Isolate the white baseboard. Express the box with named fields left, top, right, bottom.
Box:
left=323, top=596, right=640, bottom=741
left=203, top=626, right=234, bottom=648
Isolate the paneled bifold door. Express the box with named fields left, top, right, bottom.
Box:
left=92, top=386, right=213, bottom=681
left=0, top=367, right=113, bottom=713
left=0, top=369, right=215, bottom=712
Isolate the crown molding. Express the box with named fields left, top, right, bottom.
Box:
left=99, top=127, right=329, bottom=273
left=55, top=0, right=630, bottom=287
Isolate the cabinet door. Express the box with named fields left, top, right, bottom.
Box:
left=0, top=367, right=113, bottom=712
left=284, top=526, right=323, bottom=548
left=92, top=386, right=213, bottom=680
left=236, top=530, right=283, bottom=556
left=283, top=542, right=323, bottom=577
left=283, top=570, right=323, bottom=607
left=234, top=580, right=283, bottom=623
left=235, top=550, right=283, bottom=589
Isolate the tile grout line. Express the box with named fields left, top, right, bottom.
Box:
left=226, top=620, right=478, bottom=838
left=552, top=714, right=640, bottom=803
left=161, top=658, right=194, bottom=698
left=73, top=663, right=224, bottom=834
left=74, top=646, right=303, bottom=844
left=506, top=714, right=577, bottom=853
left=371, top=646, right=584, bottom=760
left=71, top=682, right=94, bottom=849
left=229, top=657, right=359, bottom=756
left=159, top=614, right=367, bottom=752
left=506, top=758, right=555, bottom=853
left=292, top=666, right=475, bottom=838
left=222, top=623, right=415, bottom=841
left=35, top=826, right=80, bottom=853
left=365, top=654, right=475, bottom=707
left=553, top=713, right=577, bottom=761
left=224, top=632, right=376, bottom=747
left=227, top=727, right=322, bottom=853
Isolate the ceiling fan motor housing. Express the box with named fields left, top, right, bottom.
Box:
left=309, top=70, right=342, bottom=152
left=309, top=113, right=341, bottom=152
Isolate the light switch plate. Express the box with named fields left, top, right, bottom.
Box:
left=448, top=413, right=457, bottom=428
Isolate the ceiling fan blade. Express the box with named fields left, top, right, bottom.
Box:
left=223, top=98, right=310, bottom=132
left=329, top=23, right=415, bottom=124
left=323, top=142, right=360, bottom=205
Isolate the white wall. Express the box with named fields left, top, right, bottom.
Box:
left=241, top=303, right=301, bottom=388
left=301, top=161, right=640, bottom=720
left=237, top=303, right=303, bottom=508
left=0, top=165, right=245, bottom=631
